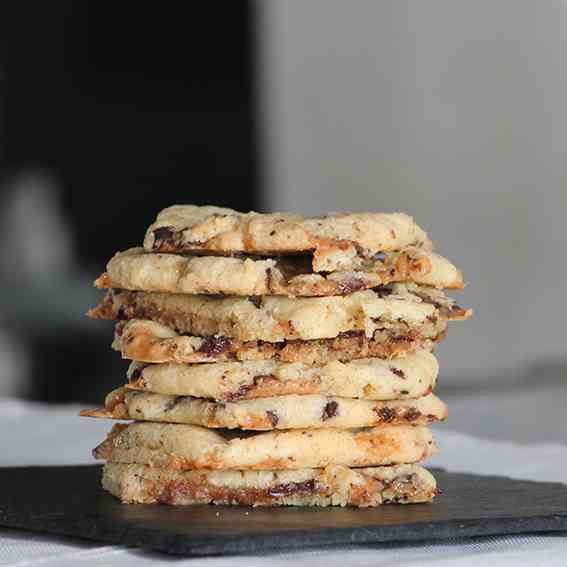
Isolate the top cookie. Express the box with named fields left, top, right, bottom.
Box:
left=143, top=205, right=433, bottom=268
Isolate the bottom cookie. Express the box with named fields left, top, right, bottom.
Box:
left=102, top=462, right=437, bottom=507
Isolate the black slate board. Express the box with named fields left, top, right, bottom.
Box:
left=1, top=465, right=566, bottom=556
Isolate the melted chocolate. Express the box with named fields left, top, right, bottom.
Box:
left=265, top=268, right=274, bottom=293
left=199, top=336, right=233, bottom=356
left=128, top=365, right=147, bottom=383
left=321, top=401, right=339, bottom=421
left=267, top=479, right=316, bottom=497
left=164, top=397, right=182, bottom=412
left=266, top=410, right=279, bottom=427
left=375, top=406, right=396, bottom=422
left=153, top=227, right=175, bottom=246
left=405, top=408, right=421, bottom=422
left=390, top=367, right=406, bottom=379
left=337, top=277, right=366, bottom=294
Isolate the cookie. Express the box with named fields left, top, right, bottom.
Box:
left=112, top=319, right=446, bottom=365
left=142, top=206, right=433, bottom=273
left=95, top=246, right=463, bottom=297
left=125, top=350, right=439, bottom=401
left=93, top=422, right=437, bottom=470
left=89, top=283, right=470, bottom=343
left=81, top=388, right=447, bottom=430
left=102, top=462, right=437, bottom=507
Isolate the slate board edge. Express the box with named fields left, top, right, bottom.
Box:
left=1, top=511, right=566, bottom=557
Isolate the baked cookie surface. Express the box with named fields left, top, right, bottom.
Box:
left=112, top=319, right=446, bottom=365
left=125, top=350, right=439, bottom=401
left=82, top=388, right=447, bottom=430
left=143, top=206, right=433, bottom=272
left=96, top=246, right=463, bottom=297
left=93, top=422, right=437, bottom=470
left=102, top=462, right=437, bottom=507
left=90, top=283, right=470, bottom=343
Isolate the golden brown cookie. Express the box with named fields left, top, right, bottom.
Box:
left=124, top=350, right=439, bottom=401
left=95, top=246, right=463, bottom=297
left=93, top=422, right=437, bottom=470
left=102, top=462, right=437, bottom=507
left=112, top=319, right=446, bottom=365
left=143, top=205, right=433, bottom=274
left=81, top=388, right=447, bottom=430
left=89, top=283, right=470, bottom=343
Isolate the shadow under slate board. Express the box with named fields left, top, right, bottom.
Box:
left=0, top=465, right=566, bottom=556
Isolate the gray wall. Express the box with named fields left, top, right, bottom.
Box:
left=258, top=0, right=567, bottom=379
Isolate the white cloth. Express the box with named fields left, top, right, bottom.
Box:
left=1, top=399, right=566, bottom=566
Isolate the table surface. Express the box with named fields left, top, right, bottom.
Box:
left=1, top=367, right=567, bottom=566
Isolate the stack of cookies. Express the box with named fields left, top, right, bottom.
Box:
left=83, top=205, right=471, bottom=507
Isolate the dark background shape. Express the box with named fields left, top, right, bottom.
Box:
left=0, top=1, right=259, bottom=402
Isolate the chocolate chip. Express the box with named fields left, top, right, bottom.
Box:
left=226, top=383, right=256, bottom=402
left=164, top=397, right=182, bottom=412
left=390, top=335, right=411, bottom=344
left=339, top=330, right=364, bottom=338
left=116, top=305, right=128, bottom=320
left=321, top=401, right=339, bottom=421
left=396, top=474, right=416, bottom=485
left=375, top=406, right=396, bottom=422
left=337, top=277, right=366, bottom=294
left=249, top=296, right=262, bottom=308
left=268, top=479, right=315, bottom=497
left=400, top=390, right=409, bottom=395
left=390, top=367, right=406, bottom=379
left=405, top=408, right=421, bottom=422
left=199, top=336, right=233, bottom=356
left=269, top=230, right=276, bottom=236
left=153, top=226, right=175, bottom=246
left=128, top=365, right=147, bottom=383
left=266, top=410, right=279, bottom=427
left=375, top=285, right=394, bottom=298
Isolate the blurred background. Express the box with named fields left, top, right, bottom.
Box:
left=0, top=1, right=565, bottom=412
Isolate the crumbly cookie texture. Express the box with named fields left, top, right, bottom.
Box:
left=93, top=422, right=437, bottom=470
left=125, top=350, right=439, bottom=401
left=142, top=206, right=433, bottom=271
left=89, top=283, right=470, bottom=343
left=95, top=246, right=463, bottom=297
left=102, top=462, right=437, bottom=507
left=112, top=319, right=446, bottom=365
left=81, top=388, right=447, bottom=430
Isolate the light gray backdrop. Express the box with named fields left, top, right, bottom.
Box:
left=258, top=0, right=567, bottom=380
